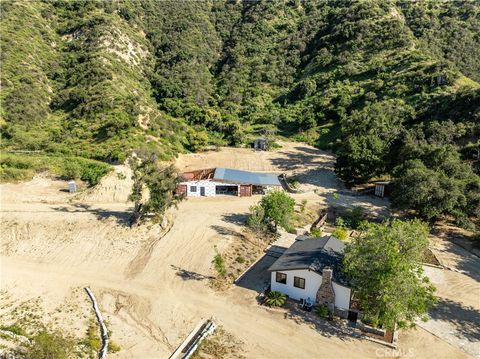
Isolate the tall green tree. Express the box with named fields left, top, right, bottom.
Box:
left=335, top=100, right=414, bottom=184
left=343, top=220, right=436, bottom=330
left=129, top=150, right=182, bottom=225
left=392, top=145, right=480, bottom=221
left=260, top=190, right=295, bottom=231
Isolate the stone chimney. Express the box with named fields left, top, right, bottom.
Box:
left=316, top=268, right=335, bottom=310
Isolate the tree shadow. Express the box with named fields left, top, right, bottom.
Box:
left=210, top=225, right=246, bottom=239
left=293, top=167, right=346, bottom=191
left=221, top=213, right=249, bottom=226
left=429, top=298, right=480, bottom=343
left=269, top=150, right=321, bottom=172
left=170, top=265, right=214, bottom=281
left=431, top=226, right=480, bottom=282
left=53, top=203, right=132, bottom=226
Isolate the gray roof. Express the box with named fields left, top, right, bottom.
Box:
left=213, top=168, right=281, bottom=186
left=268, top=236, right=350, bottom=286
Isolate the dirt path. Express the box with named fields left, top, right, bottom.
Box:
left=420, top=235, right=480, bottom=358
left=0, top=142, right=473, bottom=358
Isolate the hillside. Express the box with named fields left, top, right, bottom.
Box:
left=1, top=0, right=479, bottom=225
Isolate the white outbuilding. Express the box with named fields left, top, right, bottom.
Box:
left=176, top=167, right=282, bottom=197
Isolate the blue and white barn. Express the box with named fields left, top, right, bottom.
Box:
left=176, top=167, right=282, bottom=197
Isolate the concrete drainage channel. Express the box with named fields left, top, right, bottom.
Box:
left=170, top=319, right=216, bottom=359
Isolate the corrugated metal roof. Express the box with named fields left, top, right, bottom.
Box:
left=213, top=168, right=281, bottom=186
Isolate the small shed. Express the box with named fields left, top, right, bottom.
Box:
left=253, top=137, right=267, bottom=151
left=68, top=180, right=77, bottom=193
left=436, top=75, right=447, bottom=86
left=374, top=181, right=390, bottom=198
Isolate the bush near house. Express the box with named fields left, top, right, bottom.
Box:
left=265, top=291, right=286, bottom=307
left=310, top=228, right=322, bottom=237
left=332, top=227, right=348, bottom=241
left=315, top=305, right=329, bottom=318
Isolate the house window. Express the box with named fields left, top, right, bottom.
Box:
left=190, top=186, right=197, bottom=192
left=276, top=272, right=287, bottom=284
left=294, top=276, right=305, bottom=289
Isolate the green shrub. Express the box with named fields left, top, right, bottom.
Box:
left=108, top=341, right=121, bottom=353
left=286, top=226, right=297, bottom=234
left=265, top=291, right=286, bottom=307
left=344, top=206, right=365, bottom=229
left=260, top=191, right=296, bottom=231
left=332, top=227, right=348, bottom=241
left=213, top=248, right=226, bottom=277
left=268, top=141, right=281, bottom=150
left=74, top=159, right=111, bottom=185
left=22, top=329, right=75, bottom=359
left=453, top=212, right=476, bottom=231
left=0, top=323, right=26, bottom=336
left=335, top=216, right=345, bottom=228
left=0, top=167, right=33, bottom=182
left=246, top=204, right=267, bottom=233
left=315, top=305, right=329, bottom=318
left=300, top=199, right=307, bottom=213
left=310, top=228, right=322, bottom=237
left=235, top=256, right=245, bottom=264
left=0, top=154, right=111, bottom=185
left=82, top=319, right=101, bottom=353
left=63, top=161, right=83, bottom=179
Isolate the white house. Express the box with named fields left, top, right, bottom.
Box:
left=268, top=235, right=352, bottom=316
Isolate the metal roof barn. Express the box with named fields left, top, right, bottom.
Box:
left=213, top=168, right=281, bottom=186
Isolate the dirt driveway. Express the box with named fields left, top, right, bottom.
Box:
left=420, top=236, right=480, bottom=358
left=0, top=142, right=471, bottom=359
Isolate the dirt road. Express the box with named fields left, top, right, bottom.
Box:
left=0, top=142, right=472, bottom=358
left=420, top=235, right=480, bottom=358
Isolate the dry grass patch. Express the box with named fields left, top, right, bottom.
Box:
left=191, top=326, right=245, bottom=359
left=210, top=229, right=277, bottom=291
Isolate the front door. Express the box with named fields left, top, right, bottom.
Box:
left=200, top=187, right=205, bottom=196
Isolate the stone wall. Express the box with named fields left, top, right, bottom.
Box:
left=316, top=268, right=335, bottom=312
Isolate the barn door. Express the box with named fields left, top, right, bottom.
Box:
left=176, top=185, right=187, bottom=196
left=200, top=187, right=205, bottom=196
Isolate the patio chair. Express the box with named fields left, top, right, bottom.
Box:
left=300, top=297, right=313, bottom=311
left=304, top=297, right=313, bottom=312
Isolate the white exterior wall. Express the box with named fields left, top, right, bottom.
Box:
left=332, top=282, right=351, bottom=310
left=271, top=269, right=321, bottom=302
left=271, top=269, right=351, bottom=310
left=180, top=180, right=238, bottom=197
